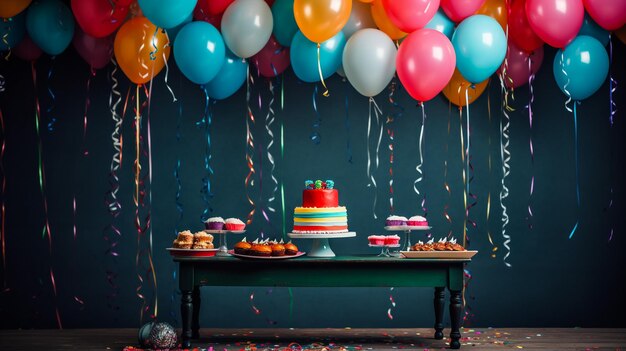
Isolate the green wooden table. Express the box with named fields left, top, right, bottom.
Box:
left=174, top=255, right=468, bottom=349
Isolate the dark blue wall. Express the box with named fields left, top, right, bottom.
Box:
left=0, top=41, right=625, bottom=329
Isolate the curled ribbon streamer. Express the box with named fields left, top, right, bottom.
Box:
left=561, top=51, right=573, bottom=113
left=414, top=103, right=427, bottom=216
left=245, top=66, right=257, bottom=225
left=366, top=97, right=383, bottom=219
left=280, top=83, right=286, bottom=238
left=486, top=88, right=496, bottom=256
left=387, top=80, right=404, bottom=213
left=196, top=86, right=214, bottom=222
left=311, top=85, right=321, bottom=144
left=0, top=83, right=6, bottom=287
left=464, top=89, right=478, bottom=244
left=316, top=44, right=329, bottom=97
left=387, top=287, right=396, bottom=320
left=162, top=52, right=177, bottom=102
left=172, top=77, right=183, bottom=319
left=31, top=62, right=63, bottom=329
left=149, top=27, right=160, bottom=61
left=569, top=102, right=580, bottom=239
left=145, top=79, right=158, bottom=319
left=265, top=80, right=278, bottom=216
left=526, top=58, right=535, bottom=230
left=443, top=101, right=452, bottom=238
left=82, top=67, right=96, bottom=156
left=386, top=99, right=394, bottom=213
left=2, top=23, right=10, bottom=60
left=609, top=35, right=617, bottom=126
left=462, top=268, right=474, bottom=323
left=344, top=82, right=353, bottom=163
left=46, top=57, right=57, bottom=132
left=498, top=68, right=512, bottom=268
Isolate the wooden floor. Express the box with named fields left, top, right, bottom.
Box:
left=0, top=328, right=625, bottom=350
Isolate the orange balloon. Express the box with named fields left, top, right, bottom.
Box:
left=476, top=0, right=508, bottom=32
left=0, top=0, right=31, bottom=18
left=114, top=17, right=170, bottom=85
left=442, top=69, right=489, bottom=107
left=359, top=0, right=374, bottom=2
left=294, top=0, right=352, bottom=43
left=616, top=25, right=626, bottom=45
left=371, top=0, right=406, bottom=41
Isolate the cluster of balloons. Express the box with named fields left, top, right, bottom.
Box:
left=1, top=0, right=624, bottom=103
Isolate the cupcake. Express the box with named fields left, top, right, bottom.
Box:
left=386, top=215, right=407, bottom=227
left=448, top=238, right=465, bottom=251
left=422, top=239, right=435, bottom=251
left=173, top=230, right=194, bottom=249
left=251, top=243, right=272, bottom=257
left=234, top=238, right=252, bottom=255
left=270, top=243, right=286, bottom=256
left=367, top=235, right=386, bottom=246
left=411, top=240, right=425, bottom=251
left=224, top=218, right=246, bottom=231
left=204, top=217, right=225, bottom=230
left=434, top=238, right=447, bottom=251
left=384, top=235, right=401, bottom=246
left=284, top=241, right=298, bottom=255
left=194, top=231, right=214, bottom=244
left=407, top=215, right=428, bottom=227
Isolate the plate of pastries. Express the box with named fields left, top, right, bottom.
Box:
left=167, top=230, right=217, bottom=257
left=400, top=238, right=477, bottom=259
left=229, top=238, right=304, bottom=259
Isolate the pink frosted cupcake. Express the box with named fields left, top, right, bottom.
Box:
left=385, top=215, right=407, bottom=227
left=368, top=235, right=386, bottom=246
left=204, top=217, right=225, bottom=230
left=384, top=235, right=401, bottom=246
left=407, top=215, right=428, bottom=227
left=224, top=218, right=246, bottom=231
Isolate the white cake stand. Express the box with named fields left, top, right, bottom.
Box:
left=288, top=232, right=356, bottom=257
left=384, top=226, right=432, bottom=252
left=205, top=229, right=246, bottom=256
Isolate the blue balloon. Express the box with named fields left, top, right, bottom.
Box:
left=166, top=13, right=193, bottom=45
left=553, top=35, right=609, bottom=101
left=138, top=0, right=197, bottom=29
left=205, top=50, right=248, bottom=100
left=26, top=0, right=74, bottom=55
left=578, top=14, right=609, bottom=47
left=174, top=21, right=226, bottom=85
left=452, top=15, right=507, bottom=84
left=291, top=30, right=346, bottom=83
left=425, top=10, right=455, bottom=40
left=272, top=0, right=297, bottom=47
left=0, top=12, right=26, bottom=51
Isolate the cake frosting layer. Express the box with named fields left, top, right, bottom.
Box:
left=293, top=206, right=348, bottom=233
left=302, top=189, right=339, bottom=207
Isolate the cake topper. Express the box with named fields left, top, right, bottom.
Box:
left=304, top=179, right=335, bottom=190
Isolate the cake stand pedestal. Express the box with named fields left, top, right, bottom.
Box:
left=384, top=226, right=432, bottom=254
left=205, top=230, right=245, bottom=257
left=288, top=232, right=356, bottom=258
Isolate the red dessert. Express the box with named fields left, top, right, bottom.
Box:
left=384, top=235, right=401, bottom=246
left=302, top=189, right=339, bottom=207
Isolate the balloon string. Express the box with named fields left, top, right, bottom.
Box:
left=387, top=287, right=396, bottom=320
left=316, top=43, right=329, bottom=97
left=82, top=67, right=95, bottom=156
left=196, top=86, right=213, bottom=222
left=569, top=102, right=580, bottom=239
left=245, top=67, right=256, bottom=225
left=146, top=78, right=158, bottom=319
left=561, top=51, right=573, bottom=113
left=527, top=58, right=535, bottom=230
left=414, top=102, right=427, bottom=216
left=0, top=83, right=6, bottom=288
left=464, top=90, right=477, bottom=244
left=486, top=85, right=496, bottom=257
left=149, top=27, right=159, bottom=61
left=2, top=27, right=11, bottom=60
left=280, top=77, right=286, bottom=239
left=46, top=56, right=57, bottom=132
left=310, top=85, right=321, bottom=144
left=367, top=97, right=383, bottom=219
left=443, top=102, right=452, bottom=238
left=344, top=81, right=353, bottom=163
left=265, top=80, right=278, bottom=216
left=498, top=68, right=512, bottom=268
left=32, top=62, right=62, bottom=329
left=172, top=76, right=183, bottom=320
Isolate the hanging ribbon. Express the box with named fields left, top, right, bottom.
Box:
left=316, top=43, right=329, bottom=97
left=0, top=76, right=6, bottom=288
left=498, top=68, right=513, bottom=268
left=145, top=79, right=158, bottom=320
left=172, top=76, right=183, bottom=320
left=245, top=66, right=257, bottom=225
left=196, top=86, right=213, bottom=222
left=486, top=86, right=496, bottom=257
left=366, top=97, right=383, bottom=219
left=414, top=102, right=427, bottom=216
left=2, top=21, right=11, bottom=60
left=310, top=85, right=321, bottom=144
left=81, top=67, right=96, bottom=156
left=569, top=102, right=580, bottom=239
left=464, top=89, right=477, bottom=243
left=387, top=287, right=396, bottom=320
left=265, top=80, right=278, bottom=217
left=46, top=56, right=57, bottom=132
left=526, top=58, right=536, bottom=230
left=344, top=82, right=353, bottom=164
left=162, top=51, right=177, bottom=103
left=608, top=35, right=616, bottom=242
left=443, top=102, right=452, bottom=238
left=386, top=83, right=396, bottom=214
left=279, top=77, right=286, bottom=239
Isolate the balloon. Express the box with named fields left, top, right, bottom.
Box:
left=343, top=0, right=376, bottom=38
left=26, top=0, right=74, bottom=55
left=137, top=0, right=197, bottom=29
left=71, top=0, right=129, bottom=38
left=396, top=29, right=456, bottom=102
left=205, top=49, right=248, bottom=99
left=578, top=13, right=609, bottom=46
left=290, top=30, right=346, bottom=82
left=441, top=0, right=486, bottom=22
left=251, top=35, right=291, bottom=77
left=0, top=0, right=31, bottom=18
left=114, top=17, right=171, bottom=85
left=166, top=13, right=193, bottom=43
left=371, top=0, right=406, bottom=40
left=73, top=28, right=114, bottom=69
left=221, top=0, right=273, bottom=58
left=343, top=28, right=397, bottom=97
left=271, top=0, right=298, bottom=46
left=617, top=25, right=626, bottom=45
left=442, top=69, right=488, bottom=106
left=173, top=21, right=225, bottom=84
left=424, top=9, right=455, bottom=39
left=476, top=0, right=507, bottom=31
left=553, top=35, right=608, bottom=100
left=193, top=3, right=223, bottom=29
left=382, top=0, right=439, bottom=33
left=14, top=33, right=42, bottom=61
left=294, top=0, right=351, bottom=43
left=0, top=12, right=26, bottom=51
left=583, top=0, right=626, bottom=31
left=508, top=0, right=543, bottom=53
left=452, top=15, right=507, bottom=83
left=195, top=0, right=234, bottom=16
left=498, top=42, right=543, bottom=88
left=526, top=0, right=584, bottom=48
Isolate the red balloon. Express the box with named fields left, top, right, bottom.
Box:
left=195, top=0, right=234, bottom=17
left=382, top=0, right=440, bottom=33
left=251, top=36, right=290, bottom=78
left=71, top=0, right=130, bottom=38
left=583, top=0, right=626, bottom=31
left=73, top=28, right=114, bottom=69
left=14, top=34, right=43, bottom=61
left=396, top=29, right=456, bottom=102
left=526, top=0, right=584, bottom=48
left=193, top=2, right=224, bottom=29
left=441, top=0, right=486, bottom=22
left=498, top=42, right=543, bottom=88
left=508, top=0, right=543, bottom=53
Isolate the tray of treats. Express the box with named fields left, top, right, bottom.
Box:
left=400, top=238, right=477, bottom=259
left=229, top=238, right=304, bottom=260
left=384, top=215, right=431, bottom=231
left=168, top=230, right=216, bottom=257
left=203, top=217, right=246, bottom=234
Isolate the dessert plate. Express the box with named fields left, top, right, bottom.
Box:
left=400, top=250, right=477, bottom=259
left=167, top=248, right=218, bottom=257
left=228, top=250, right=306, bottom=260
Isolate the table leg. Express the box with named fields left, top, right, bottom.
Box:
left=433, top=287, right=445, bottom=340
left=181, top=290, right=193, bottom=348
left=192, top=286, right=201, bottom=339
left=449, top=289, right=462, bottom=349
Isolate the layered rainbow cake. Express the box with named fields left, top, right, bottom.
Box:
left=293, top=180, right=349, bottom=233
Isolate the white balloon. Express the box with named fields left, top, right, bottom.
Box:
left=342, top=28, right=397, bottom=97
left=221, top=0, right=273, bottom=58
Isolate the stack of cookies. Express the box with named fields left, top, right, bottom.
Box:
left=173, top=230, right=214, bottom=249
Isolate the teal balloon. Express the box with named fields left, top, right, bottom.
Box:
left=26, top=0, right=74, bottom=55
left=271, top=0, right=297, bottom=47
left=290, top=30, right=346, bottom=83
left=578, top=14, right=609, bottom=47
left=0, top=12, right=26, bottom=51
left=553, top=35, right=608, bottom=101
left=166, top=13, right=193, bottom=44
left=425, top=10, right=454, bottom=40
left=452, top=15, right=507, bottom=83
left=174, top=21, right=226, bottom=84
left=205, top=50, right=248, bottom=100
left=138, top=0, right=197, bottom=29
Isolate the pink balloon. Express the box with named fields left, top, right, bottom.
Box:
left=251, top=36, right=290, bottom=78
left=396, top=28, right=456, bottom=102
left=441, top=0, right=486, bottom=22
left=73, top=28, right=114, bottom=69
left=508, top=0, right=544, bottom=53
left=193, top=2, right=223, bottom=30
left=498, top=43, right=544, bottom=88
left=526, top=0, right=584, bottom=48
left=583, top=0, right=626, bottom=31
left=14, top=34, right=43, bottom=61
left=382, top=0, right=440, bottom=33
